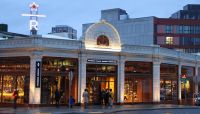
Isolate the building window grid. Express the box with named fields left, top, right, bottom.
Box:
left=160, top=25, right=200, bottom=34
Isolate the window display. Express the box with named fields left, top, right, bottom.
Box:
left=124, top=62, right=153, bottom=103
left=0, top=57, right=30, bottom=104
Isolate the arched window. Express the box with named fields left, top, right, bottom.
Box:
left=97, top=35, right=109, bottom=46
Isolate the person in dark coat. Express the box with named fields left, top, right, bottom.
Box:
left=105, top=89, right=110, bottom=106
left=55, top=89, right=60, bottom=108
left=69, top=95, right=75, bottom=108
left=13, top=89, right=18, bottom=109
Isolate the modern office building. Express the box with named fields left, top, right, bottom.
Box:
left=49, top=25, right=77, bottom=39
left=170, top=4, right=200, bottom=19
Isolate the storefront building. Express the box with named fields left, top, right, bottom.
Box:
left=0, top=21, right=200, bottom=105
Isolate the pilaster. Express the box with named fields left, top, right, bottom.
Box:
left=29, top=51, right=42, bottom=104
left=117, top=56, right=125, bottom=103
left=195, top=64, right=199, bottom=94
left=178, top=63, right=182, bottom=100
left=78, top=53, right=87, bottom=103
left=153, top=59, right=160, bottom=102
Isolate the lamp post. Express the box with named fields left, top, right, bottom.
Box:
left=68, top=70, right=73, bottom=110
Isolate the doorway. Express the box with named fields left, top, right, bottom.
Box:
left=86, top=64, right=117, bottom=104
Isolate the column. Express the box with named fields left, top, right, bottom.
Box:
left=153, top=61, right=160, bottom=102
left=178, top=63, right=182, bottom=100
left=117, top=56, right=125, bottom=103
left=29, top=53, right=42, bottom=104
left=195, top=65, right=199, bottom=94
left=78, top=53, right=87, bottom=103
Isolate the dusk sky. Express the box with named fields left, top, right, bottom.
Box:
left=0, top=0, right=199, bottom=37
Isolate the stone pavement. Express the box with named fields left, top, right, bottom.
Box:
left=0, top=104, right=200, bottom=114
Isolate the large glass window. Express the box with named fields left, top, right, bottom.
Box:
left=86, top=64, right=117, bottom=104
left=160, top=64, right=178, bottom=101
left=181, top=66, right=195, bottom=99
left=41, top=57, right=78, bottom=104
left=0, top=57, right=30, bottom=104
left=124, top=62, right=152, bottom=103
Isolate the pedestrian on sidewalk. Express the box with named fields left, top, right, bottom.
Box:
left=105, top=89, right=109, bottom=106
left=13, top=89, right=18, bottom=109
left=69, top=95, right=75, bottom=108
left=108, top=89, right=113, bottom=108
left=55, top=88, right=60, bottom=108
left=82, top=89, right=89, bottom=108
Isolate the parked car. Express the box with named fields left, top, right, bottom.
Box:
left=194, top=93, right=200, bottom=106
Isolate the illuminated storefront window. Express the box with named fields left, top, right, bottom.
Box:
left=86, top=64, right=117, bottom=104
left=181, top=66, right=195, bottom=99
left=160, top=64, right=178, bottom=101
left=41, top=57, right=78, bottom=104
left=124, top=61, right=152, bottom=103
left=0, top=57, right=30, bottom=104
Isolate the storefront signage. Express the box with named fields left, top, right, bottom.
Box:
left=21, top=2, right=46, bottom=35
left=35, top=61, right=41, bottom=88
left=87, top=59, right=117, bottom=64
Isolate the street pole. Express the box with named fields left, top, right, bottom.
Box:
left=69, top=71, right=71, bottom=111
left=184, top=80, right=187, bottom=100
left=68, top=70, right=73, bottom=111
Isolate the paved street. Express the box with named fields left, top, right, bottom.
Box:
left=112, top=109, right=200, bottom=114
left=0, top=104, right=200, bottom=114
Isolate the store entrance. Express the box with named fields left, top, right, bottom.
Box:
left=86, top=64, right=117, bottom=104
left=160, top=79, right=178, bottom=101
left=86, top=76, right=115, bottom=104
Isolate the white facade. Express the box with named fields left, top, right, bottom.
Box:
left=0, top=21, right=200, bottom=104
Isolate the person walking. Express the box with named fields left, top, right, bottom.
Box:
left=69, top=95, right=75, bottom=108
left=82, top=89, right=89, bottom=108
left=109, top=89, right=113, bottom=108
left=105, top=89, right=109, bottom=106
left=55, top=88, right=60, bottom=108
left=13, top=89, right=18, bottom=109
left=101, top=89, right=106, bottom=105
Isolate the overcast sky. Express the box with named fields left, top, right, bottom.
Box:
left=0, top=0, right=199, bottom=37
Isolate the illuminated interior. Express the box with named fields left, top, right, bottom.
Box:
left=160, top=64, right=178, bottom=101
left=124, top=61, right=153, bottom=103
left=41, top=57, right=78, bottom=104
left=86, top=64, right=117, bottom=104
left=0, top=57, right=30, bottom=104
left=166, top=36, right=173, bottom=44
left=181, top=66, right=195, bottom=99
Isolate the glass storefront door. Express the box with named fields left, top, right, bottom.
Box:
left=124, top=77, right=152, bottom=102
left=124, top=61, right=153, bottom=103
left=86, top=76, right=116, bottom=104
left=160, top=64, right=178, bottom=102
left=86, top=64, right=117, bottom=104
left=41, top=75, right=68, bottom=104
left=160, top=79, right=177, bottom=100
left=41, top=57, right=78, bottom=104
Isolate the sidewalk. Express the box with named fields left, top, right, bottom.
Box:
left=0, top=104, right=200, bottom=114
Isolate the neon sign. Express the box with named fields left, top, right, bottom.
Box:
left=22, top=2, right=46, bottom=35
